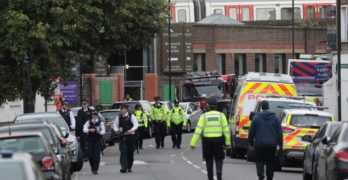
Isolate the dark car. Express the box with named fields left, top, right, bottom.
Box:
left=303, top=122, right=341, bottom=180
left=0, top=124, right=72, bottom=180
left=315, top=122, right=348, bottom=180
left=99, top=109, right=119, bottom=145
left=14, top=112, right=84, bottom=172
left=0, top=132, right=63, bottom=180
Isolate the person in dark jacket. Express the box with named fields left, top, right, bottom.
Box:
left=248, top=100, right=283, bottom=180
left=76, top=99, right=93, bottom=161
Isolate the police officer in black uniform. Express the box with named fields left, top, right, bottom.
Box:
left=83, top=110, right=105, bottom=175
left=58, top=100, right=76, bottom=131
left=76, top=99, right=93, bottom=161
left=113, top=104, right=138, bottom=173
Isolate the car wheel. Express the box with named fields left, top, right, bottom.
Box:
left=72, top=148, right=84, bottom=171
left=303, top=171, right=312, bottom=180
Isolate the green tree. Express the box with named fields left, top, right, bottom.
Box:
left=0, top=0, right=166, bottom=113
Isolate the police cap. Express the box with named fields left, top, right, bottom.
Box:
left=154, top=96, right=160, bottom=101
left=207, top=98, right=218, bottom=108
left=62, top=100, right=69, bottom=105
left=120, top=104, right=129, bottom=109
left=91, top=110, right=98, bottom=116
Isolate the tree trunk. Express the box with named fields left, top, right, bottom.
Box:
left=23, top=94, right=35, bottom=113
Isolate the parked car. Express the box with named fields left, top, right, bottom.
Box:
left=14, top=112, right=84, bottom=172
left=315, top=122, right=348, bottom=180
left=303, top=122, right=341, bottom=180
left=0, top=124, right=72, bottom=179
left=276, top=109, right=334, bottom=171
left=179, top=102, right=203, bottom=132
left=0, top=152, right=45, bottom=180
left=99, top=109, right=119, bottom=145
left=0, top=132, right=63, bottom=180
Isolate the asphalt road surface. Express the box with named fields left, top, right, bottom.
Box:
left=73, top=133, right=302, bottom=180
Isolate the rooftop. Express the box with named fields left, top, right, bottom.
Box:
left=197, top=14, right=244, bottom=25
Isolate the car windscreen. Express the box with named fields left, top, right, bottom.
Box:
left=111, top=103, right=137, bottom=113
left=327, top=124, right=341, bottom=138
left=295, top=83, right=322, bottom=96
left=15, top=116, right=69, bottom=135
left=194, top=85, right=224, bottom=98
left=0, top=162, right=25, bottom=180
left=290, top=115, right=331, bottom=128
left=0, top=136, right=47, bottom=154
left=100, top=111, right=119, bottom=122
left=269, top=101, right=315, bottom=118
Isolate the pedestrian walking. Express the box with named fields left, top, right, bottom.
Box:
left=134, top=103, right=148, bottom=150
left=58, top=100, right=76, bottom=131
left=76, top=99, right=93, bottom=161
left=83, top=110, right=105, bottom=175
left=113, top=104, right=139, bottom=173
left=150, top=96, right=168, bottom=149
left=168, top=99, right=186, bottom=149
left=190, top=98, right=230, bottom=180
left=248, top=100, right=283, bottom=180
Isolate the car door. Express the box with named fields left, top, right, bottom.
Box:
left=317, top=127, right=341, bottom=179
left=305, top=124, right=327, bottom=174
left=189, top=103, right=200, bottom=128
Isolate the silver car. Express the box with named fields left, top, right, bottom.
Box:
left=179, top=102, right=203, bottom=132
left=14, top=112, right=84, bottom=172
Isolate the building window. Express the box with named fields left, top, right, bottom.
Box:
left=242, top=8, right=250, bottom=21
left=218, top=54, right=226, bottom=74
left=255, top=54, right=267, bottom=72
left=274, top=54, right=286, bottom=74
left=307, top=6, right=315, bottom=19
left=194, top=54, right=205, bottom=72
left=256, top=8, right=276, bottom=20
left=178, top=9, right=187, bottom=22
left=229, top=8, right=238, bottom=19
left=281, top=7, right=301, bottom=20
left=341, top=6, right=347, bottom=42
left=214, top=9, right=223, bottom=15
left=234, top=54, right=246, bottom=75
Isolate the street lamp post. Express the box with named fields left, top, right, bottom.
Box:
left=292, top=0, right=295, bottom=58
left=337, top=0, right=342, bottom=121
left=168, top=0, right=172, bottom=101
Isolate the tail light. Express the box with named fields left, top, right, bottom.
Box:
left=235, top=115, right=240, bottom=135
left=42, top=156, right=55, bottom=170
left=282, top=126, right=295, bottom=134
left=336, top=150, right=348, bottom=162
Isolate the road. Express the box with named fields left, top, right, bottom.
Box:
left=73, top=133, right=302, bottom=180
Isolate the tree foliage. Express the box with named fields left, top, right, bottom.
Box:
left=0, top=0, right=166, bottom=110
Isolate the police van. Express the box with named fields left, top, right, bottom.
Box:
left=229, top=72, right=297, bottom=158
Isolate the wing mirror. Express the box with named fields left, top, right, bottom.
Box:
left=303, top=135, right=313, bottom=143
left=322, top=137, right=328, bottom=145
left=64, top=132, right=69, bottom=139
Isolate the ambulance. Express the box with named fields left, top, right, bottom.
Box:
left=229, top=72, right=297, bottom=158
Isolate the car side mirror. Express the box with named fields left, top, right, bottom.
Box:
left=322, top=137, right=328, bottom=145
left=303, top=135, right=313, bottom=143
left=64, top=132, right=69, bottom=139
left=187, top=110, right=192, bottom=114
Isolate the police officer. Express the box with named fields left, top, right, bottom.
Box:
left=168, top=100, right=186, bottom=149
left=76, top=99, right=93, bottom=161
left=190, top=98, right=230, bottom=180
left=58, top=100, right=76, bottom=131
left=83, top=110, right=105, bottom=175
left=134, top=103, right=148, bottom=149
left=150, top=96, right=168, bottom=149
left=113, top=104, right=138, bottom=173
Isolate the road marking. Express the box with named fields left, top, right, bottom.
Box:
left=149, top=144, right=154, bottom=147
left=181, top=148, right=217, bottom=179
left=170, top=154, right=176, bottom=157
left=133, top=160, right=148, bottom=165
left=100, top=162, right=106, bottom=166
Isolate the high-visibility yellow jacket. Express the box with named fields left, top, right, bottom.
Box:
left=150, top=103, right=168, bottom=122
left=134, top=110, right=148, bottom=128
left=168, top=106, right=187, bottom=126
left=190, top=110, right=231, bottom=147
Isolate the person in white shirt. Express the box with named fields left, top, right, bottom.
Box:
left=83, top=110, right=105, bottom=175
left=113, top=104, right=138, bottom=173
left=58, top=100, right=76, bottom=131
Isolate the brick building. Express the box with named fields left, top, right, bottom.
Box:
left=156, top=15, right=328, bottom=100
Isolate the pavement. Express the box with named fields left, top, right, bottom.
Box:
left=73, top=133, right=302, bottom=180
